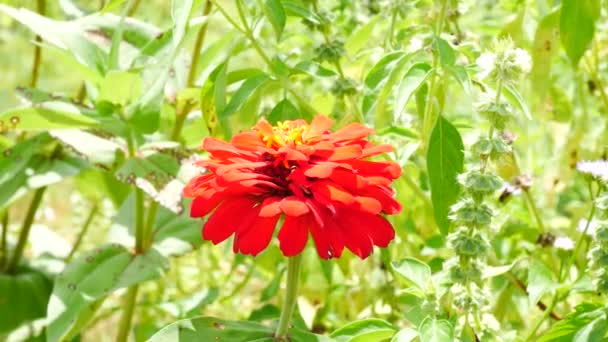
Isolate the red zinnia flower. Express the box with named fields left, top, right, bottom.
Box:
left=183, top=115, right=402, bottom=259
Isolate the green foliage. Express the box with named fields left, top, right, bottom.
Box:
left=427, top=116, right=464, bottom=235
left=0, top=0, right=607, bottom=340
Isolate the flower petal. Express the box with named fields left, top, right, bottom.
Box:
left=202, top=197, right=256, bottom=244
left=328, top=145, right=362, bottom=161
left=330, top=123, right=374, bottom=142
left=353, top=196, right=382, bottom=215
left=280, top=197, right=310, bottom=216
left=190, top=194, right=224, bottom=218
left=311, top=181, right=355, bottom=206
left=304, top=162, right=338, bottom=178
left=304, top=114, right=333, bottom=141
left=259, top=197, right=282, bottom=217
left=278, top=215, right=309, bottom=256
left=234, top=214, right=280, bottom=256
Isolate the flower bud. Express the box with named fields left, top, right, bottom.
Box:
left=458, top=170, right=504, bottom=200
left=314, top=40, right=345, bottom=63
left=331, top=78, right=358, bottom=97
left=448, top=227, right=490, bottom=257
left=450, top=199, right=493, bottom=227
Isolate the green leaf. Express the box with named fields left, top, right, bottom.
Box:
left=282, top=1, right=322, bottom=25
left=0, top=266, right=52, bottom=334
left=158, top=288, right=220, bottom=318
left=434, top=37, right=455, bottom=66
left=101, top=0, right=128, bottom=13
left=264, top=0, right=286, bottom=41
left=171, top=0, right=194, bottom=48
left=330, top=319, right=396, bottom=342
left=419, top=317, right=454, bottom=342
left=148, top=316, right=329, bottom=341
left=214, top=62, right=229, bottom=115
left=391, top=328, right=418, bottom=342
left=538, top=304, right=604, bottom=342
left=0, top=102, right=99, bottom=131
left=482, top=262, right=515, bottom=279
left=574, top=315, right=608, bottom=342
left=345, top=16, right=380, bottom=55
left=260, top=267, right=285, bottom=302
left=391, top=258, right=432, bottom=293
left=98, top=71, right=143, bottom=106
left=268, top=98, right=299, bottom=123
left=50, top=130, right=124, bottom=166
left=502, top=84, right=532, bottom=120
left=292, top=61, right=339, bottom=78
left=528, top=258, right=557, bottom=306
left=444, top=65, right=471, bottom=94
left=559, top=0, right=600, bottom=66
left=221, top=74, right=272, bottom=118
left=426, top=116, right=464, bottom=235
left=0, top=5, right=108, bottom=75
left=152, top=204, right=204, bottom=258
left=531, top=10, right=560, bottom=101
left=362, top=52, right=408, bottom=117
left=46, top=244, right=168, bottom=342
left=394, top=63, right=431, bottom=119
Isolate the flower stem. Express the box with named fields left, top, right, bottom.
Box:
left=523, top=190, right=546, bottom=233
left=560, top=181, right=599, bottom=281
left=422, top=0, right=449, bottom=148
left=525, top=292, right=558, bottom=341
left=171, top=0, right=213, bottom=142
left=30, top=0, right=46, bottom=88
left=7, top=187, right=46, bottom=273
left=275, top=254, right=303, bottom=340
left=134, top=189, right=145, bottom=254
left=66, top=203, right=98, bottom=261
left=116, top=285, right=139, bottom=342
left=0, top=209, right=8, bottom=270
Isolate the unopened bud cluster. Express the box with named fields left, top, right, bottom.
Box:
left=445, top=39, right=530, bottom=335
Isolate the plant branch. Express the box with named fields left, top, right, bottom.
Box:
left=30, top=0, right=46, bottom=88
left=66, top=203, right=98, bottom=261
left=116, top=286, right=139, bottom=342
left=7, top=187, right=46, bottom=273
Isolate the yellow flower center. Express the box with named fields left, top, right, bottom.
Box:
left=261, top=121, right=307, bottom=148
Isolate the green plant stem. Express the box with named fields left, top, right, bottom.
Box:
left=187, top=0, right=213, bottom=87
left=525, top=292, right=558, bottom=341
left=401, top=172, right=433, bottom=210
left=275, top=254, right=303, bottom=340
left=7, top=187, right=46, bottom=273
left=422, top=0, right=449, bottom=148
left=134, top=189, right=145, bottom=254
left=116, top=286, right=139, bottom=342
left=171, top=0, right=213, bottom=142
left=30, top=0, right=46, bottom=88
left=523, top=190, right=546, bottom=232
left=235, top=0, right=272, bottom=66
left=66, top=203, right=99, bottom=261
left=143, top=199, right=158, bottom=250
left=127, top=0, right=142, bottom=16
left=561, top=181, right=599, bottom=281
left=0, top=210, right=8, bottom=270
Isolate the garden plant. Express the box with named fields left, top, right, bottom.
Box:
left=1, top=0, right=608, bottom=341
